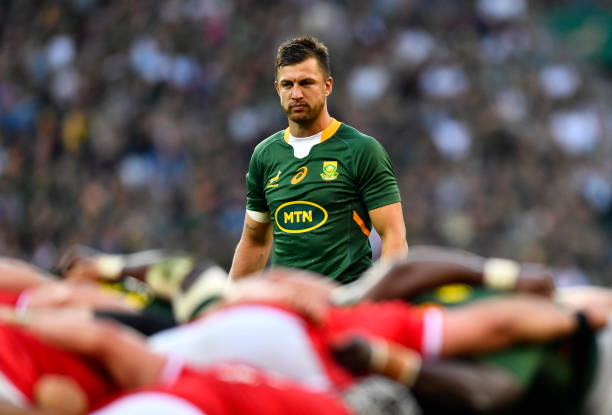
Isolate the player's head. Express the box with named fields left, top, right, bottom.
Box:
left=275, top=36, right=330, bottom=80
left=275, top=36, right=333, bottom=124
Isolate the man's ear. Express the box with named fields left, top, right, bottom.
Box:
left=325, top=76, right=333, bottom=97
left=274, top=81, right=280, bottom=96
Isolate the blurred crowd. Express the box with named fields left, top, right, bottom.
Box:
left=0, top=0, right=610, bottom=282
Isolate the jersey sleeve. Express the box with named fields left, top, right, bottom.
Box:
left=245, top=149, right=269, bottom=212
left=353, top=138, right=401, bottom=211
left=326, top=301, right=427, bottom=355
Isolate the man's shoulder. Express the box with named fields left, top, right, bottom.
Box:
left=252, top=130, right=285, bottom=157
left=335, top=123, right=386, bottom=155
left=336, top=123, right=381, bottom=147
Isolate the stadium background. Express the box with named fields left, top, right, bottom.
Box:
left=0, top=0, right=610, bottom=284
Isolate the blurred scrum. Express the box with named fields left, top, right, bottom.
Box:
left=0, top=0, right=610, bottom=282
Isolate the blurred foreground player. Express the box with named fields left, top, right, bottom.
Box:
left=0, top=256, right=140, bottom=314
left=340, top=247, right=612, bottom=415
left=3, top=266, right=605, bottom=415
left=0, top=320, right=116, bottom=415
left=0, top=309, right=353, bottom=415
left=145, top=267, right=604, bottom=391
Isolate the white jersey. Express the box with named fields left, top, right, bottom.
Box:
left=148, top=304, right=332, bottom=391
left=90, top=392, right=205, bottom=415
left=0, top=369, right=27, bottom=408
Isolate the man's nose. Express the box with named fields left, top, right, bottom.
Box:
left=291, top=85, right=304, bottom=99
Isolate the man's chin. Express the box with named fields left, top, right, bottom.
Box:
left=288, top=112, right=314, bottom=123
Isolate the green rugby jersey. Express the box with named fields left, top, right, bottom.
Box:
left=246, top=119, right=401, bottom=283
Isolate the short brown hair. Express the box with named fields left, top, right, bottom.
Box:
left=275, top=36, right=331, bottom=79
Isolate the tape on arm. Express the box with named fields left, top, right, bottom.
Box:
left=483, top=258, right=520, bottom=290
left=246, top=210, right=270, bottom=223
left=370, top=339, right=422, bottom=388
left=96, top=255, right=124, bottom=280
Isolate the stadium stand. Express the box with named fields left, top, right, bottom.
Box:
left=0, top=0, right=609, bottom=285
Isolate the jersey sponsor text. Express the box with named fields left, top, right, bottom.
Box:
left=275, top=201, right=328, bottom=233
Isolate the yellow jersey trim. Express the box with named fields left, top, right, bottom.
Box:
left=283, top=118, right=342, bottom=144
left=321, top=118, right=342, bottom=142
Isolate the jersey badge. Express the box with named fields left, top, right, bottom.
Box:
left=320, top=161, right=339, bottom=181
left=266, top=170, right=281, bottom=188
left=291, top=166, right=308, bottom=184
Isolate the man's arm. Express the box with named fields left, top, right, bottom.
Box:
left=59, top=247, right=196, bottom=300
left=0, top=402, right=51, bottom=415
left=60, top=248, right=182, bottom=282
left=368, top=202, right=408, bottom=260
left=0, top=258, right=51, bottom=291
left=331, top=245, right=554, bottom=305
left=441, top=294, right=605, bottom=357
left=5, top=309, right=164, bottom=390
left=332, top=336, right=521, bottom=413
left=228, top=213, right=273, bottom=280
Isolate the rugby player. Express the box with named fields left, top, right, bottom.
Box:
left=0, top=320, right=116, bottom=414
left=230, top=36, right=408, bottom=283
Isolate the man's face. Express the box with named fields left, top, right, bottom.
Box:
left=275, top=57, right=332, bottom=124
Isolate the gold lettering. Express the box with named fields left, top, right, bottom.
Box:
left=303, top=211, right=312, bottom=222
left=274, top=202, right=328, bottom=234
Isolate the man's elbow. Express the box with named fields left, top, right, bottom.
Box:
left=380, top=229, right=408, bottom=258
left=237, top=234, right=272, bottom=251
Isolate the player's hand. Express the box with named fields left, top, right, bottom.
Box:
left=56, top=244, right=106, bottom=281
left=228, top=280, right=329, bottom=325
left=56, top=245, right=102, bottom=278
left=61, top=257, right=99, bottom=281
left=61, top=254, right=126, bottom=283
left=330, top=336, right=372, bottom=376
left=227, top=268, right=332, bottom=324
left=283, top=293, right=329, bottom=325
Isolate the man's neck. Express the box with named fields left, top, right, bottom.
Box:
left=288, top=112, right=333, bottom=138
